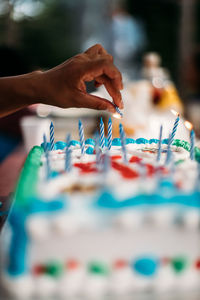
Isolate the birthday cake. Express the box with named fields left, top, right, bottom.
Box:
left=1, top=119, right=200, bottom=299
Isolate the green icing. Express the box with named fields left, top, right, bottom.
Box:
left=14, top=146, right=44, bottom=207
left=88, top=261, right=109, bottom=275
left=171, top=257, right=188, bottom=274
left=45, top=261, right=63, bottom=277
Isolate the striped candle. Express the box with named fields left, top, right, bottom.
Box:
left=65, top=134, right=72, bottom=172
left=119, top=123, right=128, bottom=164
left=100, top=117, right=105, bottom=149
left=50, top=122, right=55, bottom=151
left=78, top=120, right=85, bottom=155
left=190, top=129, right=195, bottom=160
left=107, top=117, right=112, bottom=150
left=103, top=150, right=110, bottom=173
left=43, top=134, right=51, bottom=178
left=165, top=133, right=172, bottom=165
left=171, top=114, right=180, bottom=142
left=114, top=104, right=123, bottom=118
left=156, top=125, right=163, bottom=162
left=94, top=132, right=101, bottom=167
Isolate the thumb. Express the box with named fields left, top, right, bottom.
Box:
left=77, top=92, right=116, bottom=113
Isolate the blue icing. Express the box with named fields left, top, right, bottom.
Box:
left=8, top=210, right=28, bottom=276
left=69, top=140, right=80, bottom=146
left=85, top=138, right=95, bottom=146
left=86, top=147, right=94, bottom=154
left=49, top=171, right=60, bottom=178
left=104, top=138, right=108, bottom=147
left=112, top=138, right=121, bottom=146
left=41, top=142, right=51, bottom=151
left=7, top=196, right=66, bottom=276
left=162, top=138, right=169, bottom=144
left=149, top=139, right=159, bottom=144
left=54, top=141, right=66, bottom=150
left=96, top=189, right=200, bottom=209
left=136, top=138, right=149, bottom=144
left=126, top=138, right=135, bottom=144
left=132, top=257, right=159, bottom=277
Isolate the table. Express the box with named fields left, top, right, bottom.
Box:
left=0, top=146, right=26, bottom=231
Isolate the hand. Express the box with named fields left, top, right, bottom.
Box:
left=39, top=44, right=123, bottom=113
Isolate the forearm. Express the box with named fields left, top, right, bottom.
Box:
left=0, top=71, right=42, bottom=117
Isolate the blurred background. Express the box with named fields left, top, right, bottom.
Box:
left=0, top=0, right=200, bottom=159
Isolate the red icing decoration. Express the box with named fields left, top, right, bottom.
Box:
left=67, top=259, right=80, bottom=270
left=74, top=162, right=97, bottom=173
left=195, top=259, right=200, bottom=270
left=112, top=161, right=139, bottom=179
left=113, top=259, right=128, bottom=269
left=33, top=265, right=46, bottom=275
left=161, top=257, right=171, bottom=265
left=129, top=156, right=142, bottom=163
left=111, top=155, right=122, bottom=160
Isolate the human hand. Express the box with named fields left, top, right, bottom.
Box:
left=38, top=44, right=123, bottom=113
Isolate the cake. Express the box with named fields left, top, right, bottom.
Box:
left=1, top=120, right=200, bottom=299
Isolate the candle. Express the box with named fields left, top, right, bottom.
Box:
left=94, top=132, right=101, bottom=167
left=113, top=104, right=123, bottom=119
left=170, top=110, right=180, bottom=142
left=103, top=150, right=111, bottom=173
left=43, top=134, right=51, bottom=178
left=184, top=121, right=195, bottom=160
left=165, top=133, right=172, bottom=165
left=107, top=117, right=112, bottom=150
left=119, top=123, right=128, bottom=164
left=156, top=125, right=163, bottom=162
left=65, top=134, right=72, bottom=172
left=50, top=121, right=55, bottom=151
left=78, top=120, right=85, bottom=155
left=100, top=117, right=105, bottom=149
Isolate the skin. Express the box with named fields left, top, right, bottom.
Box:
left=0, top=44, right=123, bottom=118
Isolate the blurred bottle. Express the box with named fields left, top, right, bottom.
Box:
left=141, top=52, right=183, bottom=113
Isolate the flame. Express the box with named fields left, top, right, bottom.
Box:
left=171, top=109, right=179, bottom=117
left=113, top=113, right=122, bottom=119
left=184, top=120, right=193, bottom=130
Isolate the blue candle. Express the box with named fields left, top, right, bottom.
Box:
left=78, top=120, right=85, bottom=155
left=103, top=150, right=110, bottom=173
left=94, top=132, right=101, bottom=167
left=119, top=123, right=128, bottom=164
left=190, top=129, right=195, bottom=160
left=100, top=117, right=105, bottom=149
left=65, top=134, right=72, bottom=172
left=114, top=104, right=123, bottom=118
left=107, top=117, right=112, bottom=150
left=43, top=134, right=51, bottom=178
left=50, top=121, right=55, bottom=151
left=165, top=133, right=172, bottom=165
left=156, top=125, right=163, bottom=162
left=171, top=113, right=180, bottom=142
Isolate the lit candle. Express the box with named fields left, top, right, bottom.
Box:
left=50, top=121, right=55, bottom=151
left=170, top=109, right=180, bottom=142
left=113, top=104, right=123, bottom=118
left=156, top=125, right=163, bottom=162
left=65, top=134, right=72, bottom=172
left=78, top=120, right=85, bottom=155
left=185, top=121, right=195, bottom=160
left=43, top=134, right=51, bottom=178
left=107, top=117, right=112, bottom=150
left=119, top=123, right=128, bottom=164
left=100, top=117, right=105, bottom=149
